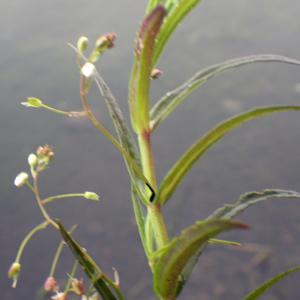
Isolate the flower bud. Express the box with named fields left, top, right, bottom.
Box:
left=36, top=145, right=54, bottom=169
left=44, top=276, right=58, bottom=292
left=36, top=144, right=54, bottom=158
left=21, top=97, right=43, bottom=108
left=14, top=172, right=29, bottom=187
left=95, top=32, right=116, bottom=51
left=71, top=278, right=85, bottom=295
left=8, top=262, right=21, bottom=288
left=77, top=36, right=89, bottom=54
left=151, top=68, right=163, bottom=79
left=81, top=62, right=96, bottom=78
left=28, top=153, right=38, bottom=167
left=84, top=191, right=99, bottom=201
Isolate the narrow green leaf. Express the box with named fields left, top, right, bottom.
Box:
left=243, top=266, right=300, bottom=300
left=95, top=73, right=139, bottom=166
left=150, top=55, right=300, bottom=130
left=152, top=219, right=248, bottom=298
left=208, top=189, right=300, bottom=220
left=129, top=5, right=166, bottom=133
left=131, top=188, right=152, bottom=257
left=57, top=221, right=120, bottom=300
left=157, top=106, right=300, bottom=205
left=153, top=0, right=203, bottom=65
left=94, top=73, right=154, bottom=204
left=208, top=238, right=241, bottom=247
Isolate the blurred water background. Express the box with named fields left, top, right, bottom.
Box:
left=1, top=0, right=300, bottom=299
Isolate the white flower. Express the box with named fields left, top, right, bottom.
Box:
left=27, top=153, right=38, bottom=167
left=81, top=62, right=96, bottom=78
left=14, top=172, right=29, bottom=187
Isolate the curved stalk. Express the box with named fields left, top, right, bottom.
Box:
left=15, top=222, right=49, bottom=264
left=33, top=173, right=58, bottom=229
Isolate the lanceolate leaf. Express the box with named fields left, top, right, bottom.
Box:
left=58, top=221, right=122, bottom=300
left=243, top=266, right=300, bottom=300
left=94, top=73, right=154, bottom=204
left=131, top=188, right=151, bottom=257
left=152, top=219, right=248, bottom=299
left=157, top=106, right=300, bottom=205
left=129, top=5, right=166, bottom=133
left=153, top=0, right=203, bottom=65
left=95, top=73, right=139, bottom=165
left=208, top=189, right=300, bottom=220
left=150, top=55, right=300, bottom=130
left=182, top=189, right=300, bottom=297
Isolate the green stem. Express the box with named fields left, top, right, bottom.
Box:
left=64, top=260, right=79, bottom=293
left=25, top=181, right=35, bottom=193
left=137, top=130, right=169, bottom=249
left=15, top=222, right=49, bottom=263
left=147, top=204, right=169, bottom=249
left=49, top=241, right=65, bottom=277
left=33, top=173, right=58, bottom=229
left=40, top=103, right=73, bottom=117
left=43, top=193, right=92, bottom=205
left=137, top=131, right=157, bottom=188
left=49, top=225, right=77, bottom=277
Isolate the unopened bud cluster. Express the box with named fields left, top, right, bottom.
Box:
left=35, top=144, right=54, bottom=171
left=81, top=32, right=117, bottom=64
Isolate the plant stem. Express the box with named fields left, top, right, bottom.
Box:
left=42, top=193, right=94, bottom=205
left=33, top=173, right=58, bottom=229
left=138, top=130, right=169, bottom=249
left=64, top=260, right=79, bottom=293
left=138, top=131, right=157, bottom=188
left=147, top=204, right=169, bottom=249
left=40, top=103, right=73, bottom=117
left=49, top=241, right=65, bottom=277
left=15, top=221, right=49, bottom=263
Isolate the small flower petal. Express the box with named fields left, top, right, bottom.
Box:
left=14, top=172, right=29, bottom=187
left=81, top=62, right=96, bottom=78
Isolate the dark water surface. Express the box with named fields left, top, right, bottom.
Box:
left=1, top=1, right=300, bottom=299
